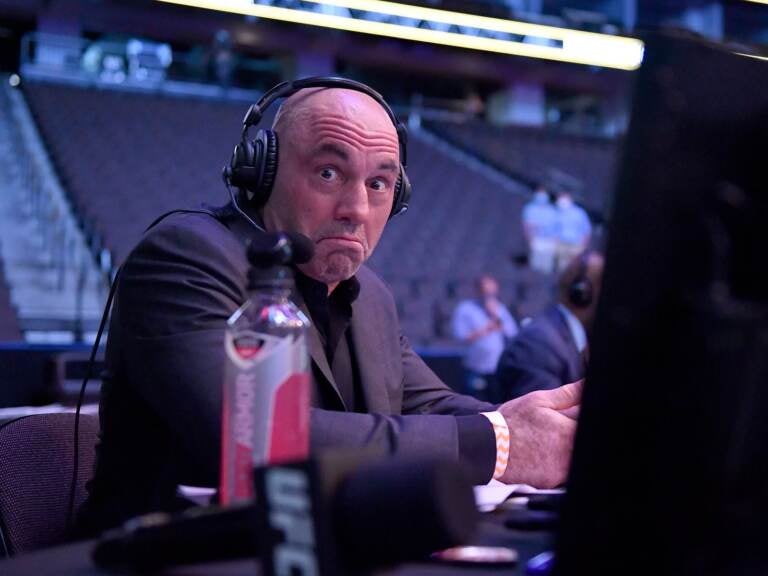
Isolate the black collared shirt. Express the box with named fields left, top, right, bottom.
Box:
left=294, top=272, right=367, bottom=412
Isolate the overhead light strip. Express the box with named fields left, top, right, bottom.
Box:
left=156, top=0, right=644, bottom=70
left=737, top=52, right=768, bottom=61
left=306, top=0, right=620, bottom=41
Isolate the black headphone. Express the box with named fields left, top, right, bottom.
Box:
left=568, top=252, right=594, bottom=309
left=224, top=76, right=411, bottom=218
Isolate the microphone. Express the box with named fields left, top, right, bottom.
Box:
left=247, top=231, right=315, bottom=266
left=92, top=502, right=257, bottom=571
left=92, top=455, right=477, bottom=572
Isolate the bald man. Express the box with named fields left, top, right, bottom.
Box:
left=79, top=82, right=580, bottom=533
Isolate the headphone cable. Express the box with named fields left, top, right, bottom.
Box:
left=223, top=167, right=265, bottom=233
left=66, top=266, right=121, bottom=532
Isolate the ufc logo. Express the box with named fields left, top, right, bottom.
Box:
left=265, top=468, right=319, bottom=576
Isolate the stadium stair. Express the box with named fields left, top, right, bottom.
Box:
left=0, top=78, right=104, bottom=342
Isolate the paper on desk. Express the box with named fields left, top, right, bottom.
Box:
left=474, top=480, right=565, bottom=511
left=178, top=485, right=217, bottom=507
left=474, top=480, right=517, bottom=510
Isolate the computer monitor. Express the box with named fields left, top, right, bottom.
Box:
left=555, top=33, right=768, bottom=575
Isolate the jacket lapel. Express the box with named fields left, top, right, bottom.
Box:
left=292, top=288, right=347, bottom=410
left=350, top=288, right=393, bottom=414
left=552, top=307, right=585, bottom=382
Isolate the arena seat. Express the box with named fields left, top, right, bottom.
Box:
left=0, top=413, right=99, bottom=556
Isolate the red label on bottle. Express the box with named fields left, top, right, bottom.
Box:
left=268, top=372, right=310, bottom=463
left=221, top=330, right=309, bottom=505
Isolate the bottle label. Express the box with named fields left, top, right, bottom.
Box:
left=220, top=331, right=310, bottom=505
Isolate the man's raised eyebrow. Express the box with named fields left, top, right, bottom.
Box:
left=378, top=159, right=399, bottom=172
left=311, top=142, right=349, bottom=161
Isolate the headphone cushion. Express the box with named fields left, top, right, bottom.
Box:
left=258, top=129, right=279, bottom=198
left=569, top=280, right=593, bottom=308
left=391, top=169, right=411, bottom=217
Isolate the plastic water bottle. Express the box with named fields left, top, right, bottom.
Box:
left=220, top=233, right=312, bottom=505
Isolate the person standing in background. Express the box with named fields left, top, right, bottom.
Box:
left=522, top=184, right=559, bottom=275
left=554, top=190, right=592, bottom=272
left=452, top=275, right=518, bottom=402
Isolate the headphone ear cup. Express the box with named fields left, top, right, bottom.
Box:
left=257, top=129, right=279, bottom=202
left=228, top=140, right=255, bottom=191
left=569, top=279, right=593, bottom=308
left=233, top=129, right=278, bottom=208
left=390, top=168, right=411, bottom=218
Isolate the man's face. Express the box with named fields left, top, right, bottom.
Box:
left=478, top=277, right=499, bottom=299
left=262, top=89, right=400, bottom=288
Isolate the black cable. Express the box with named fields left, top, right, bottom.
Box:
left=223, top=168, right=265, bottom=233
left=66, top=266, right=120, bottom=532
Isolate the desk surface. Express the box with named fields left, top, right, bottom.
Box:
left=1, top=510, right=553, bottom=575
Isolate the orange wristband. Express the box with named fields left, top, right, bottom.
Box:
left=481, top=411, right=510, bottom=480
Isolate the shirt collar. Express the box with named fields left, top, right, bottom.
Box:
left=294, top=270, right=361, bottom=309
left=557, top=304, right=587, bottom=353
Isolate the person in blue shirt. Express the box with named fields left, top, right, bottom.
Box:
left=521, top=184, right=558, bottom=274
left=554, top=191, right=592, bottom=272
left=452, top=275, right=518, bottom=402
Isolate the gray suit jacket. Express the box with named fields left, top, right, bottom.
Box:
left=80, top=206, right=496, bottom=533
left=496, top=305, right=585, bottom=400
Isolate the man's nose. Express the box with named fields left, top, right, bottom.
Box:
left=335, top=180, right=369, bottom=223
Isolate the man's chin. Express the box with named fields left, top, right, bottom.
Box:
left=299, top=254, right=362, bottom=285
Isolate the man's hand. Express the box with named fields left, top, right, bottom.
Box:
left=497, top=381, right=582, bottom=488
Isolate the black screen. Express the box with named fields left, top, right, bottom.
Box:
left=555, top=33, right=768, bottom=576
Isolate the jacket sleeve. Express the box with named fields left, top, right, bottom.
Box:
left=310, top=329, right=498, bottom=484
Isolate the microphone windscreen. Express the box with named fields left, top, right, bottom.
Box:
left=247, top=231, right=315, bottom=266
left=93, top=503, right=258, bottom=571
left=283, top=231, right=315, bottom=264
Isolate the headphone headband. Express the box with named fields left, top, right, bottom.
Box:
left=241, top=76, right=407, bottom=166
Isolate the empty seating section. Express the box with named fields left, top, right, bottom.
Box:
left=424, top=119, right=620, bottom=213
left=23, top=81, right=554, bottom=346
left=24, top=82, right=247, bottom=263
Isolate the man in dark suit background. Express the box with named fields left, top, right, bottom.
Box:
left=497, top=251, right=604, bottom=400
left=80, top=81, right=581, bottom=534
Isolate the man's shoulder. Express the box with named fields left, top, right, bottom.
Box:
left=142, top=206, right=235, bottom=243
left=129, top=206, right=245, bottom=264
left=520, top=306, right=562, bottom=335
